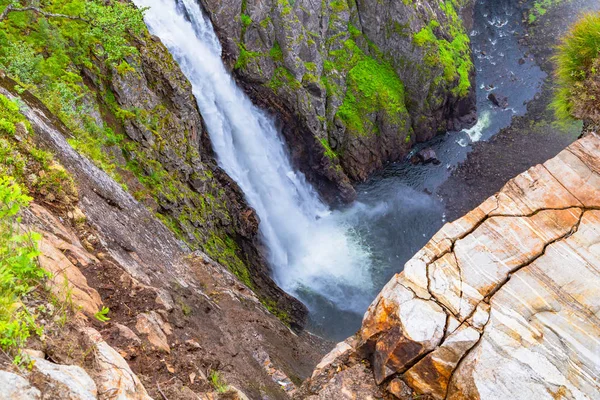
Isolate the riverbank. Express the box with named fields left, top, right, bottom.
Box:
left=439, top=0, right=600, bottom=221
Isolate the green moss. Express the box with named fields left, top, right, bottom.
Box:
left=235, top=44, right=263, bottom=70
left=413, top=0, right=473, bottom=97
left=326, top=39, right=409, bottom=136
left=319, top=138, right=338, bottom=159
left=269, top=42, right=284, bottom=62
left=261, top=298, right=291, bottom=326
left=240, top=13, right=252, bottom=27
left=268, top=66, right=302, bottom=92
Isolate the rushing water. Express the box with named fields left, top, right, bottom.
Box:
left=133, top=0, right=376, bottom=317
left=134, top=0, right=549, bottom=340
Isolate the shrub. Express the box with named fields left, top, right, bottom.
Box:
left=553, top=12, right=600, bottom=123
left=0, top=177, right=46, bottom=354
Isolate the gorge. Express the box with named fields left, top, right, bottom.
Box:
left=0, top=0, right=599, bottom=399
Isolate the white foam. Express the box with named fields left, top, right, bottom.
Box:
left=133, top=0, right=374, bottom=312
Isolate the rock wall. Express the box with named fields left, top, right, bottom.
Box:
left=0, top=21, right=307, bottom=326
left=0, top=80, right=328, bottom=399
left=201, top=0, right=476, bottom=202
left=300, top=133, right=600, bottom=399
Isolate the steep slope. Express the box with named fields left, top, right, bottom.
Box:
left=299, top=133, right=600, bottom=399
left=0, top=74, right=327, bottom=400
left=0, top=0, right=306, bottom=325
left=201, top=0, right=476, bottom=202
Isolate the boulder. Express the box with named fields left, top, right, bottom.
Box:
left=30, top=357, right=97, bottom=400
left=0, top=371, right=41, bottom=400
left=81, top=327, right=152, bottom=400
left=416, top=148, right=441, bottom=165
left=487, top=92, right=509, bottom=108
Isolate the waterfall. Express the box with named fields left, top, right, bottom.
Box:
left=132, top=0, right=374, bottom=313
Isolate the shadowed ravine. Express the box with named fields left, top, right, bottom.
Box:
left=133, top=0, right=377, bottom=325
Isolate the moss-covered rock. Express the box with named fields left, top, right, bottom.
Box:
left=0, top=0, right=305, bottom=326
left=201, top=0, right=476, bottom=198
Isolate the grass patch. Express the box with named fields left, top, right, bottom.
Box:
left=552, top=12, right=600, bottom=124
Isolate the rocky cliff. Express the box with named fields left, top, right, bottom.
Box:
left=0, top=1, right=307, bottom=326
left=300, top=132, right=600, bottom=399
left=200, top=0, right=476, bottom=202
left=0, top=73, right=327, bottom=399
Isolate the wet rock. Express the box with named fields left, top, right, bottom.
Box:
left=416, top=148, right=441, bottom=165
left=487, top=92, right=509, bottom=108
left=0, top=371, right=41, bottom=400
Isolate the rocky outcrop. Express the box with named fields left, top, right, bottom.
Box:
left=201, top=0, right=476, bottom=202
left=301, top=133, right=600, bottom=399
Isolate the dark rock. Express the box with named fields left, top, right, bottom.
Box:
left=417, top=148, right=440, bottom=165
left=488, top=92, right=509, bottom=108
left=204, top=0, right=477, bottom=198
left=518, top=57, right=526, bottom=65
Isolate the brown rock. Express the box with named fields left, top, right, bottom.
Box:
left=135, top=311, right=171, bottom=353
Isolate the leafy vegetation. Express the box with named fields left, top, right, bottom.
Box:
left=94, top=306, right=110, bottom=322
left=209, top=370, right=229, bottom=393
left=553, top=12, right=600, bottom=124
left=0, top=93, right=77, bottom=205
left=0, top=177, right=45, bottom=354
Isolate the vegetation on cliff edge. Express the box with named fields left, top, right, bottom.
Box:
left=553, top=12, right=600, bottom=124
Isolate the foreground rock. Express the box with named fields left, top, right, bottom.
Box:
left=301, top=133, right=600, bottom=399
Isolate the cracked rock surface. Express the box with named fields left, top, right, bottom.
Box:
left=301, top=134, right=600, bottom=399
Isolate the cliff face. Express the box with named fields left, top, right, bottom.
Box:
left=0, top=78, right=327, bottom=399
left=300, top=133, right=600, bottom=399
left=0, top=2, right=306, bottom=326
left=201, top=0, right=476, bottom=202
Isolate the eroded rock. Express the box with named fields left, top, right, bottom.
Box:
left=305, top=134, right=600, bottom=399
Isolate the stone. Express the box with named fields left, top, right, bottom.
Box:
left=135, top=311, right=171, bottom=352
left=36, top=232, right=102, bottom=316
left=487, top=92, right=508, bottom=108
left=81, top=327, right=152, bottom=400
left=303, top=364, right=383, bottom=400
left=0, top=371, right=41, bottom=400
left=30, top=356, right=97, bottom=400
left=416, top=148, right=441, bottom=165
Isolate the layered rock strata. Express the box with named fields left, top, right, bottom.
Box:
left=301, top=133, right=600, bottom=399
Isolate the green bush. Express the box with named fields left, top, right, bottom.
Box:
left=0, top=177, right=46, bottom=354
left=553, top=12, right=600, bottom=123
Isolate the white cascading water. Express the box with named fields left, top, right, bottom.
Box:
left=133, top=0, right=374, bottom=312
